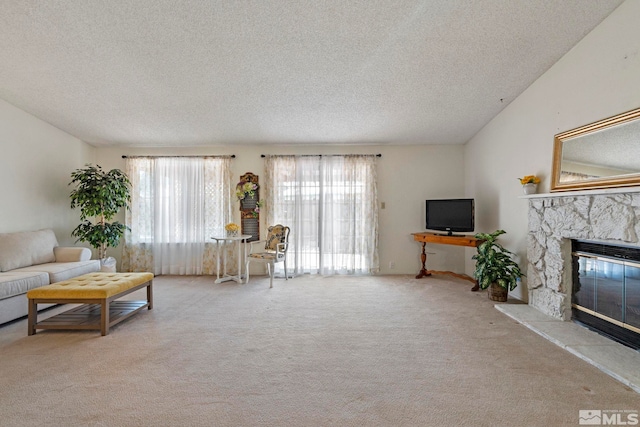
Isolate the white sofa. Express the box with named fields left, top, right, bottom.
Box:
left=0, top=229, right=100, bottom=325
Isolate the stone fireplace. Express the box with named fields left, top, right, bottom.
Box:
left=526, top=189, right=640, bottom=323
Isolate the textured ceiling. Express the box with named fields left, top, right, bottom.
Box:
left=0, top=1, right=624, bottom=147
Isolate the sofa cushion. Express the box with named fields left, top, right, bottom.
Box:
left=54, top=246, right=92, bottom=262
left=0, top=229, right=58, bottom=272
left=0, top=271, right=50, bottom=300
left=15, top=260, right=101, bottom=284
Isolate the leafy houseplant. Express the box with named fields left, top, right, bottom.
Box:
left=472, top=229, right=524, bottom=302
left=69, top=164, right=131, bottom=261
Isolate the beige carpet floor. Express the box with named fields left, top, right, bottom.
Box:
left=0, top=274, right=637, bottom=427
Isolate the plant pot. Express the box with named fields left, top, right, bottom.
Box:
left=488, top=283, right=508, bottom=302
left=100, top=257, right=117, bottom=272
left=522, top=183, right=538, bottom=195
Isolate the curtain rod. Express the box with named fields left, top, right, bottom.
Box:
left=122, top=155, right=235, bottom=159
left=260, top=154, right=381, bottom=158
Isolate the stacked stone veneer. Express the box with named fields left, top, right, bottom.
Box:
left=527, top=192, right=640, bottom=320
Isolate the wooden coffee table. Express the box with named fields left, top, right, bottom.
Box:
left=27, top=272, right=153, bottom=336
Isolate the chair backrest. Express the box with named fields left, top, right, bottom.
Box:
left=265, top=225, right=290, bottom=251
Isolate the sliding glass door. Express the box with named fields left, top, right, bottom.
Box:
left=264, top=155, right=379, bottom=275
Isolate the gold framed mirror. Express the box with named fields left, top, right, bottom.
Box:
left=551, top=107, right=640, bottom=192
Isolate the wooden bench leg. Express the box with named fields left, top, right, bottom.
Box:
left=101, top=299, right=109, bottom=336
left=147, top=280, right=153, bottom=310
left=28, top=298, right=37, bottom=336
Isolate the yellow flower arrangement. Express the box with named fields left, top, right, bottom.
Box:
left=518, top=175, right=541, bottom=185
left=235, top=180, right=258, bottom=201
left=225, top=223, right=240, bottom=232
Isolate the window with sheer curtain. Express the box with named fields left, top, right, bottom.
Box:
left=122, top=156, right=232, bottom=275
left=263, top=155, right=379, bottom=275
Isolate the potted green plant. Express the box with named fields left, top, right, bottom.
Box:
left=472, top=229, right=524, bottom=302
left=69, top=164, right=131, bottom=269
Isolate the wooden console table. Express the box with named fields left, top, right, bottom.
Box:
left=412, top=232, right=481, bottom=291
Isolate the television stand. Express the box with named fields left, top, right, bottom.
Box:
left=412, top=232, right=482, bottom=291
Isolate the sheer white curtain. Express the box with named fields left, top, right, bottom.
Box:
left=123, top=157, right=232, bottom=275
left=264, top=155, right=379, bottom=275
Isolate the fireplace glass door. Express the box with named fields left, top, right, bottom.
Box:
left=625, top=264, right=640, bottom=330
left=573, top=250, right=640, bottom=347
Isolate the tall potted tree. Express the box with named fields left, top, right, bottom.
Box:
left=69, top=164, right=131, bottom=270
left=472, top=229, right=524, bottom=302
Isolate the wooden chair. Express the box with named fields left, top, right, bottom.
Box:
left=245, top=224, right=290, bottom=288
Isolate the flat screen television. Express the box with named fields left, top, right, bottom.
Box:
left=425, top=198, right=474, bottom=235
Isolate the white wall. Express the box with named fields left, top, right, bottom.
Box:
left=464, top=0, right=640, bottom=301
left=0, top=99, right=95, bottom=246
left=95, top=143, right=466, bottom=274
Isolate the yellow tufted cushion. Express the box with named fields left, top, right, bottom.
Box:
left=27, top=272, right=154, bottom=300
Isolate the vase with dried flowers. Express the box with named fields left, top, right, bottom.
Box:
left=518, top=175, right=541, bottom=195
left=236, top=180, right=259, bottom=209
left=225, top=223, right=240, bottom=237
